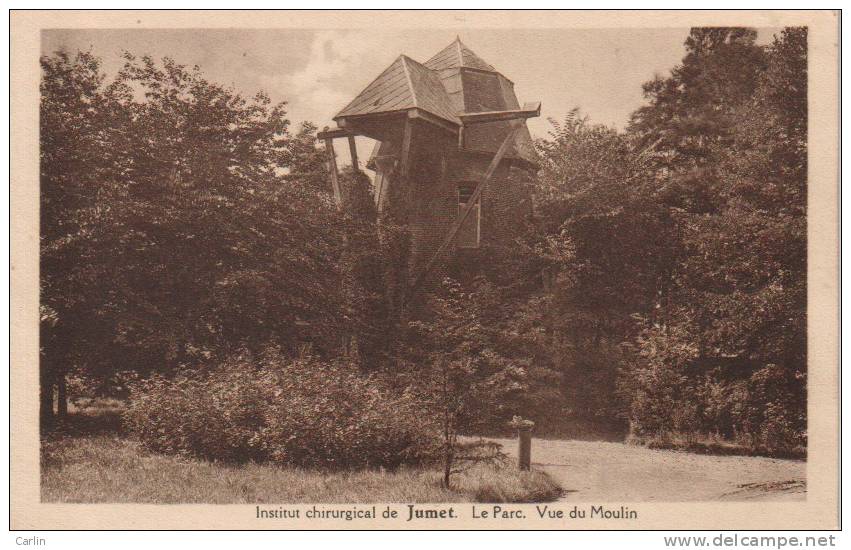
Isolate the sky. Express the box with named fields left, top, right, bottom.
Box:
left=42, top=28, right=782, bottom=171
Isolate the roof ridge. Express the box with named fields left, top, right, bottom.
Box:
left=400, top=53, right=428, bottom=69
left=401, top=54, right=440, bottom=74
left=399, top=55, right=418, bottom=109
left=455, top=38, right=464, bottom=66
left=460, top=41, right=494, bottom=71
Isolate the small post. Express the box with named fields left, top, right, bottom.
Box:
left=519, top=427, right=532, bottom=471
left=510, top=416, right=534, bottom=471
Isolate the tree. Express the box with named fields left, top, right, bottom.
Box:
left=526, top=110, right=675, bottom=431
left=618, top=28, right=807, bottom=451
left=282, top=121, right=330, bottom=194
left=629, top=28, right=766, bottom=179
left=39, top=51, right=349, bottom=427
left=403, top=278, right=524, bottom=487
left=519, top=27, right=807, bottom=451
left=40, top=49, right=120, bottom=425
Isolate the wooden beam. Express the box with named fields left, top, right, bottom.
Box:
left=335, top=111, right=408, bottom=126
left=347, top=135, right=358, bottom=169
left=316, top=127, right=354, bottom=140
left=336, top=110, right=459, bottom=140
left=323, top=138, right=342, bottom=210
left=459, top=102, right=541, bottom=125
left=373, top=170, right=386, bottom=209
left=365, top=140, right=382, bottom=171
left=410, top=121, right=523, bottom=290
left=375, top=119, right=412, bottom=215
left=398, top=117, right=414, bottom=206
left=373, top=155, right=397, bottom=211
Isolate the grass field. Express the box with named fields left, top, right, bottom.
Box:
left=41, top=412, right=562, bottom=503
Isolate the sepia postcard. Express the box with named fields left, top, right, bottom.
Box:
left=10, top=9, right=840, bottom=531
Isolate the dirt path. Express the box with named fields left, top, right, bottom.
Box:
left=490, top=437, right=806, bottom=502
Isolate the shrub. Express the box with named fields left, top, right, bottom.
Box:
left=124, top=350, right=438, bottom=468
left=619, top=338, right=806, bottom=457
left=747, top=364, right=807, bottom=455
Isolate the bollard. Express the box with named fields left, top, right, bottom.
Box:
left=509, top=416, right=535, bottom=471
left=518, top=427, right=532, bottom=470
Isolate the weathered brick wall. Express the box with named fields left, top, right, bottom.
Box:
left=407, top=147, right=534, bottom=292
left=479, top=159, right=535, bottom=249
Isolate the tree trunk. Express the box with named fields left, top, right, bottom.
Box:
left=443, top=449, right=452, bottom=489
left=442, top=415, right=453, bottom=488
left=57, top=373, right=68, bottom=420
left=39, top=368, right=55, bottom=432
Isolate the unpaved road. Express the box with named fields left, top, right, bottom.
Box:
left=491, top=438, right=805, bottom=502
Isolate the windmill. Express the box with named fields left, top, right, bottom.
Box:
left=318, top=37, right=540, bottom=291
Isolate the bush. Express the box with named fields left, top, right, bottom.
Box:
left=747, top=364, right=807, bottom=456
left=124, top=350, right=438, bottom=468
left=619, top=334, right=806, bottom=457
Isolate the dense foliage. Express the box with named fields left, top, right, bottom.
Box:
left=40, top=52, right=366, bottom=424
left=124, top=350, right=436, bottom=468
left=523, top=28, right=808, bottom=454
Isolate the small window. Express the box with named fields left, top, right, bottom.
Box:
left=457, top=183, right=480, bottom=249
